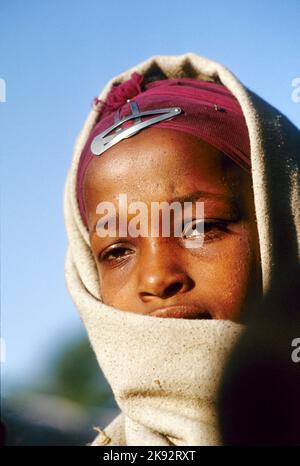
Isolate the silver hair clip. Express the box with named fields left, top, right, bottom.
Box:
left=91, top=101, right=182, bottom=156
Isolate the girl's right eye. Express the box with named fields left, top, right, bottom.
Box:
left=99, top=245, right=134, bottom=263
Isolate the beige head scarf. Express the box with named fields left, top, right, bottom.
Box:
left=63, top=53, right=300, bottom=446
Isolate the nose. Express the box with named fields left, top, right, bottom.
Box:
left=137, top=239, right=194, bottom=302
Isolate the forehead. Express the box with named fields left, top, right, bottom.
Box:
left=84, top=127, right=245, bottom=202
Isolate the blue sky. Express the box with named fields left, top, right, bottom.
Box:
left=1, top=0, right=299, bottom=391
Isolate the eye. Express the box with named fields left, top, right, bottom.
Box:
left=182, top=218, right=204, bottom=239
left=182, top=219, right=229, bottom=242
left=99, top=244, right=135, bottom=263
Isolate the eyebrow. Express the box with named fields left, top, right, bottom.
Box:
left=90, top=190, right=238, bottom=235
left=167, top=190, right=236, bottom=204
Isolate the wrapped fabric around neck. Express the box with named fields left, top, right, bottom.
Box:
left=90, top=310, right=243, bottom=446
left=63, top=266, right=244, bottom=446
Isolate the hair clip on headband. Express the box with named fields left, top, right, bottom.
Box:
left=91, top=101, right=182, bottom=156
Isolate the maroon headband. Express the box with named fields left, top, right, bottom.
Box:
left=77, top=73, right=251, bottom=227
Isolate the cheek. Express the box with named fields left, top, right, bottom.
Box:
left=189, top=226, right=258, bottom=320
left=96, top=262, right=137, bottom=309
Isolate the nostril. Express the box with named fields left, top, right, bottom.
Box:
left=200, top=311, right=213, bottom=319
left=163, top=281, right=183, bottom=298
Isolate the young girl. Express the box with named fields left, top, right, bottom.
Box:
left=63, top=53, right=300, bottom=446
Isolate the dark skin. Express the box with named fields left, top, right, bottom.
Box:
left=83, top=128, right=262, bottom=322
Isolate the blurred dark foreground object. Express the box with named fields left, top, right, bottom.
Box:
left=218, top=266, right=300, bottom=445
left=0, top=421, right=6, bottom=446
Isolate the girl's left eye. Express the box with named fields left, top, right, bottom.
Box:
left=181, top=219, right=229, bottom=242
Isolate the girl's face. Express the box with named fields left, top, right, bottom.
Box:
left=83, top=128, right=262, bottom=322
